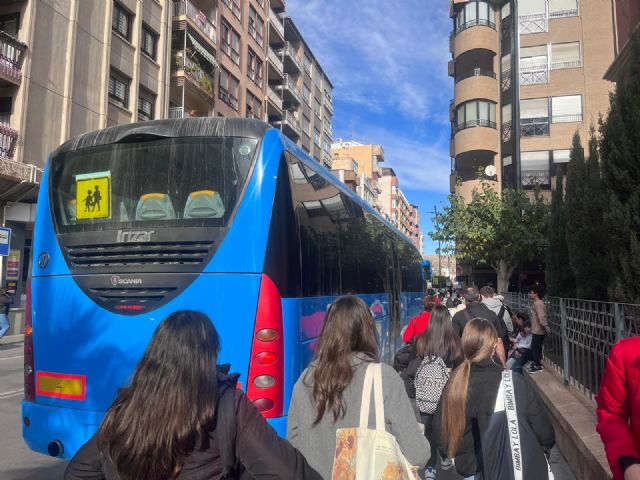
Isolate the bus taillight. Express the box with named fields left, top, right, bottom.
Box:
left=247, top=275, right=284, bottom=418
left=24, top=276, right=35, bottom=402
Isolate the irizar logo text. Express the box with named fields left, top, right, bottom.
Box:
left=116, top=229, right=155, bottom=243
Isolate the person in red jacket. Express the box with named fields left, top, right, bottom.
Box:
left=402, top=293, right=437, bottom=344
left=596, top=336, right=640, bottom=480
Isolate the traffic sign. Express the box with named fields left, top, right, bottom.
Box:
left=0, top=227, right=10, bottom=256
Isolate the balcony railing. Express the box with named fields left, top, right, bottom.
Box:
left=268, top=47, right=283, bottom=74
left=522, top=169, right=551, bottom=186
left=455, top=68, right=497, bottom=83
left=551, top=60, right=582, bottom=70
left=454, top=119, right=497, bottom=133
left=0, top=31, right=27, bottom=84
left=173, top=0, right=217, bottom=46
left=269, top=9, right=284, bottom=38
left=169, top=106, right=185, bottom=118
left=519, top=13, right=548, bottom=34
left=453, top=18, right=496, bottom=36
left=278, top=42, right=301, bottom=71
left=267, top=85, right=282, bottom=109
left=280, top=73, right=302, bottom=103
left=549, top=9, right=579, bottom=19
left=520, top=65, right=548, bottom=85
left=281, top=111, right=301, bottom=135
left=552, top=113, right=583, bottom=123
left=0, top=124, right=18, bottom=160
left=178, top=55, right=215, bottom=95
left=520, top=117, right=550, bottom=137
left=323, top=122, right=332, bottom=138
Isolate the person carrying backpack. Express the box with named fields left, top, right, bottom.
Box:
left=411, top=305, right=463, bottom=480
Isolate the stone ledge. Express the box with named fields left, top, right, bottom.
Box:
left=526, top=363, right=611, bottom=480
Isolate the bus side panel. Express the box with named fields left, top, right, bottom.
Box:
left=33, top=163, right=71, bottom=277
left=204, top=130, right=283, bottom=275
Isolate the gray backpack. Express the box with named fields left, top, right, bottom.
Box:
left=414, top=356, right=449, bottom=414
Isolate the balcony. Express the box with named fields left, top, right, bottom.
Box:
left=267, top=46, right=284, bottom=79
left=173, top=0, right=217, bottom=47
left=276, top=73, right=301, bottom=105
left=277, top=42, right=301, bottom=73
left=455, top=68, right=496, bottom=83
left=453, top=18, right=496, bottom=36
left=323, top=122, right=332, bottom=138
left=520, top=64, right=548, bottom=85
left=522, top=169, right=551, bottom=187
left=0, top=31, right=27, bottom=87
left=454, top=119, right=497, bottom=134
left=268, top=9, right=285, bottom=40
left=519, top=13, right=548, bottom=34
left=274, top=111, right=301, bottom=139
left=551, top=60, right=582, bottom=70
left=520, top=117, right=550, bottom=137
left=324, top=96, right=333, bottom=114
left=267, top=85, right=282, bottom=111
left=172, top=53, right=215, bottom=97
left=0, top=124, right=18, bottom=161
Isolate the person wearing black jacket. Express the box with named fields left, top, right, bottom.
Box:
left=65, top=311, right=320, bottom=480
left=434, top=318, right=555, bottom=479
left=452, top=286, right=511, bottom=354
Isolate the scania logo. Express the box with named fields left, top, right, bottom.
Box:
left=110, top=275, right=143, bottom=286
left=116, top=230, right=155, bottom=243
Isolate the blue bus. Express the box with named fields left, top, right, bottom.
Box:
left=22, top=118, right=424, bottom=459
left=422, top=259, right=432, bottom=284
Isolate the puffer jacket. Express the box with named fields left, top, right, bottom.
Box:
left=65, top=369, right=320, bottom=480
left=596, top=337, right=640, bottom=480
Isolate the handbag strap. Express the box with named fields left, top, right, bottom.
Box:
left=359, top=363, right=385, bottom=431
left=501, top=370, right=523, bottom=480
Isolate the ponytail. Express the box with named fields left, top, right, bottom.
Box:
left=441, top=359, right=472, bottom=457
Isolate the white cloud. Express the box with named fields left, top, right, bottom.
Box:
left=286, top=0, right=452, bottom=122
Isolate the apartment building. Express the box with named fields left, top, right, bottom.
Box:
left=331, top=140, right=384, bottom=208
left=605, top=0, right=640, bottom=82
left=377, top=167, right=422, bottom=250
left=448, top=0, right=615, bottom=201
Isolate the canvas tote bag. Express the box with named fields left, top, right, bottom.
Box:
left=331, top=362, right=419, bottom=480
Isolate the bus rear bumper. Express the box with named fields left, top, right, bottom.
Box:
left=22, top=400, right=104, bottom=460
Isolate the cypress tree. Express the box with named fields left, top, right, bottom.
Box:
left=546, top=174, right=575, bottom=297
left=565, top=132, right=587, bottom=296
left=600, top=34, right=640, bottom=303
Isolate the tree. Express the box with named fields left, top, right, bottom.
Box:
left=546, top=174, right=575, bottom=297
left=430, top=182, right=548, bottom=293
left=600, top=34, right=640, bottom=303
left=564, top=131, right=610, bottom=300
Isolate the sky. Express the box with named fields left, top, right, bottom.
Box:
left=286, top=0, right=453, bottom=255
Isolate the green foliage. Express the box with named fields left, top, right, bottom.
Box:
left=599, top=34, right=640, bottom=303
left=564, top=131, right=610, bottom=300
left=546, top=174, right=575, bottom=297
left=430, top=182, right=548, bottom=291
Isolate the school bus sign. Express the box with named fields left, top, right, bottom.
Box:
left=76, top=171, right=111, bottom=220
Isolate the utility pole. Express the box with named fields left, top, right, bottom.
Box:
left=429, top=205, right=441, bottom=279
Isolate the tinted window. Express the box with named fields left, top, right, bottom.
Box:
left=50, top=137, right=258, bottom=233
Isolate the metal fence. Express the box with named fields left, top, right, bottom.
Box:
left=502, top=293, right=640, bottom=401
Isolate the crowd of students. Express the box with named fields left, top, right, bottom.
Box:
left=63, top=285, right=638, bottom=480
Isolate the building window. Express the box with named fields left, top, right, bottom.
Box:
left=247, top=48, right=263, bottom=87
left=141, top=24, right=157, bottom=60
left=0, top=13, right=19, bottom=37
left=551, top=95, right=582, bottom=123
left=112, top=2, right=131, bottom=41
left=552, top=149, right=571, bottom=163
left=520, top=45, right=548, bottom=85
left=303, top=84, right=311, bottom=105
left=549, top=0, right=578, bottom=18
left=314, top=69, right=322, bottom=90
left=454, top=1, right=496, bottom=34
left=455, top=100, right=496, bottom=131
left=0, top=97, right=12, bottom=125
left=138, top=90, right=155, bottom=121
left=221, top=0, right=242, bottom=20
left=314, top=97, right=321, bottom=119
left=304, top=53, right=313, bottom=76
left=521, top=151, right=551, bottom=187
left=302, top=115, right=310, bottom=137
left=314, top=128, right=321, bottom=147
left=219, top=68, right=239, bottom=110
left=519, top=0, right=545, bottom=16
left=245, top=90, right=262, bottom=119
left=108, top=70, right=129, bottom=108
left=248, top=7, right=264, bottom=46
left=551, top=42, right=581, bottom=69
left=520, top=97, right=549, bottom=136
left=221, top=21, right=241, bottom=65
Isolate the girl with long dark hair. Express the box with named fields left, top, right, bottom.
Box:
left=412, top=305, right=462, bottom=478
left=65, top=310, right=320, bottom=480
left=287, top=296, right=428, bottom=479
left=434, top=318, right=555, bottom=479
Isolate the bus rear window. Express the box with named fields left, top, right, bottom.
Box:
left=50, top=137, right=258, bottom=233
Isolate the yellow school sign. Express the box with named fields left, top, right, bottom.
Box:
left=76, top=171, right=111, bottom=220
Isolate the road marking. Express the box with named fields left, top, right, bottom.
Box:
left=0, top=355, right=23, bottom=361
left=0, top=388, right=23, bottom=399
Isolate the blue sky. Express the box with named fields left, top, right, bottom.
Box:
left=287, top=0, right=453, bottom=255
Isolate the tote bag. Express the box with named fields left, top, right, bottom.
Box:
left=331, top=363, right=419, bottom=480
left=480, top=370, right=554, bottom=480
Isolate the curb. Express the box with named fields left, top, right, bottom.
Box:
left=525, top=364, right=611, bottom=480
left=0, top=334, right=24, bottom=345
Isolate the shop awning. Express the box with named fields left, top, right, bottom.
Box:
left=187, top=33, right=218, bottom=69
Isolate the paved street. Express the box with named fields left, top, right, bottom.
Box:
left=0, top=341, right=575, bottom=480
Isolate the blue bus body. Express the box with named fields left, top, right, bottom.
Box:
left=22, top=119, right=424, bottom=459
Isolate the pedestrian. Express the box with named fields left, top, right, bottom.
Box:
left=452, top=286, right=510, bottom=362
left=507, top=320, right=533, bottom=374
left=434, top=318, right=555, bottom=479
left=287, top=296, right=429, bottom=479
left=527, top=285, right=549, bottom=374
left=480, top=285, right=514, bottom=334
left=596, top=336, right=640, bottom=480
left=402, top=293, right=438, bottom=344
left=65, top=310, right=320, bottom=480
left=412, top=305, right=463, bottom=479
left=0, top=288, right=13, bottom=340
left=445, top=291, right=454, bottom=309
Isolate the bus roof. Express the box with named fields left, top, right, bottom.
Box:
left=51, top=118, right=273, bottom=158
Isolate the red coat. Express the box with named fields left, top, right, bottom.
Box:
left=596, top=336, right=640, bottom=480
left=402, top=311, right=430, bottom=344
